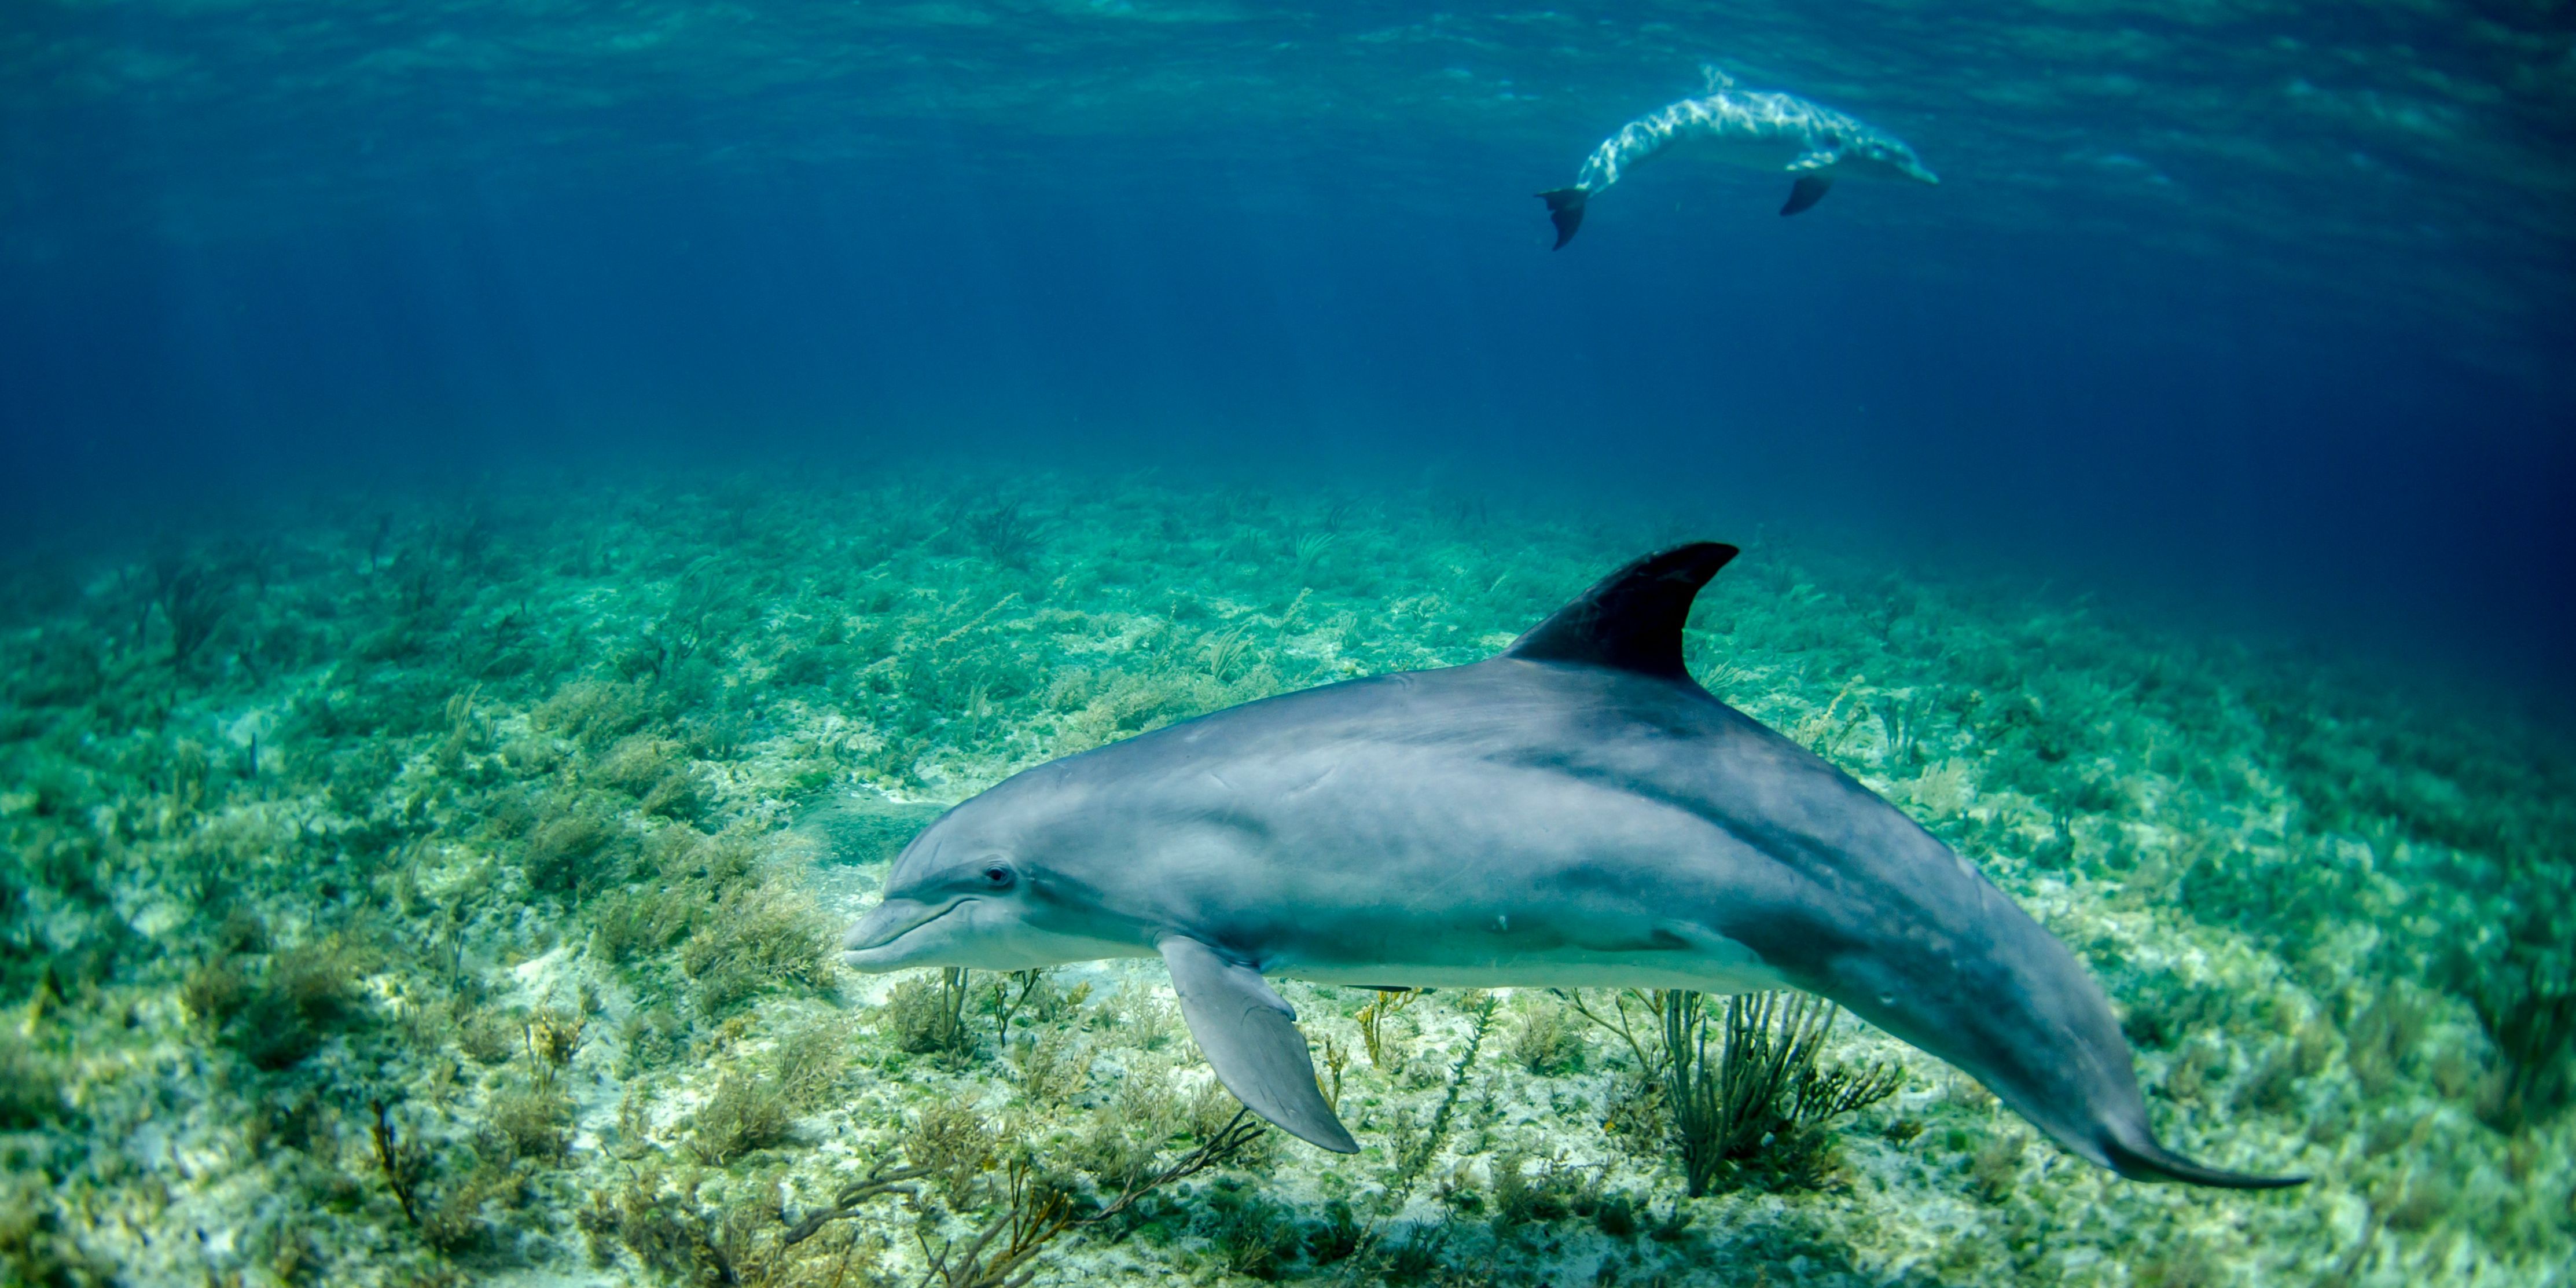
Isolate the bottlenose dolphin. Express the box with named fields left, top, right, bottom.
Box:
left=1537, top=78, right=1939, bottom=247
left=843, top=544, right=2300, bottom=1188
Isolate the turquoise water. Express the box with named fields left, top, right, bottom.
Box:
left=2, top=3, right=2572, bottom=1285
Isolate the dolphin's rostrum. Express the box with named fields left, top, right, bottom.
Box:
left=844, top=545, right=2302, bottom=1189
left=1537, top=77, right=1938, bottom=247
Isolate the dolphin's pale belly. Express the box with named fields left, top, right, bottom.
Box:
left=1255, top=871, right=1789, bottom=995
left=1274, top=955, right=1783, bottom=994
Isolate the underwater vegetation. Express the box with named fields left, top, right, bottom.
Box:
left=1560, top=989, right=1905, bottom=1199
left=0, top=469, right=2569, bottom=1286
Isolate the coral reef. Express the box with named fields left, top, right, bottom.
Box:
left=0, top=468, right=2567, bottom=1286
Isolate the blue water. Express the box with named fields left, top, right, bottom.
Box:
left=3, top=0, right=2571, bottom=681
left=7, top=7, right=2576, bottom=1283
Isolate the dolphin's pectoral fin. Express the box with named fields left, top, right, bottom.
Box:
left=1503, top=542, right=1739, bottom=679
left=1160, top=937, right=1359, bottom=1154
left=1781, top=175, right=1835, bottom=216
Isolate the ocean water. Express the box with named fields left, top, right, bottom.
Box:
left=2, top=2, right=2571, bottom=1285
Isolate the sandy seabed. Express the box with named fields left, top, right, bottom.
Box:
left=1, top=469, right=2567, bottom=1287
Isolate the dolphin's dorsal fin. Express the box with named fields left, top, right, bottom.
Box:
left=1160, top=937, right=1358, bottom=1153
left=1504, top=542, right=1739, bottom=678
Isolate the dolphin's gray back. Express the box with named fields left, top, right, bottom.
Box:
left=1037, top=655, right=2005, bottom=988
left=1575, top=90, right=1885, bottom=192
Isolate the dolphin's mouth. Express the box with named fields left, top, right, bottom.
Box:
left=843, top=897, right=973, bottom=969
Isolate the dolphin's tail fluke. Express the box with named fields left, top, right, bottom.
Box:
left=1537, top=188, right=1587, bottom=249
left=2101, top=1132, right=2307, bottom=1190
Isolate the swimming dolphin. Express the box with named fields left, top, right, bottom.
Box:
left=843, top=544, right=2300, bottom=1188
left=1537, top=81, right=1938, bottom=247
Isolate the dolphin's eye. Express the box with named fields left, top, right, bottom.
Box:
left=980, top=863, right=1016, bottom=889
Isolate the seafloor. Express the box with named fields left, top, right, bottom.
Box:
left=1, top=471, right=2567, bottom=1287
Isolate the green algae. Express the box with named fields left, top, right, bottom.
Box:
left=0, top=469, right=2568, bottom=1286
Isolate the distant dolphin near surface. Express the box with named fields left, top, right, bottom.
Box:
left=1538, top=74, right=1939, bottom=247
left=843, top=545, right=2301, bottom=1189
